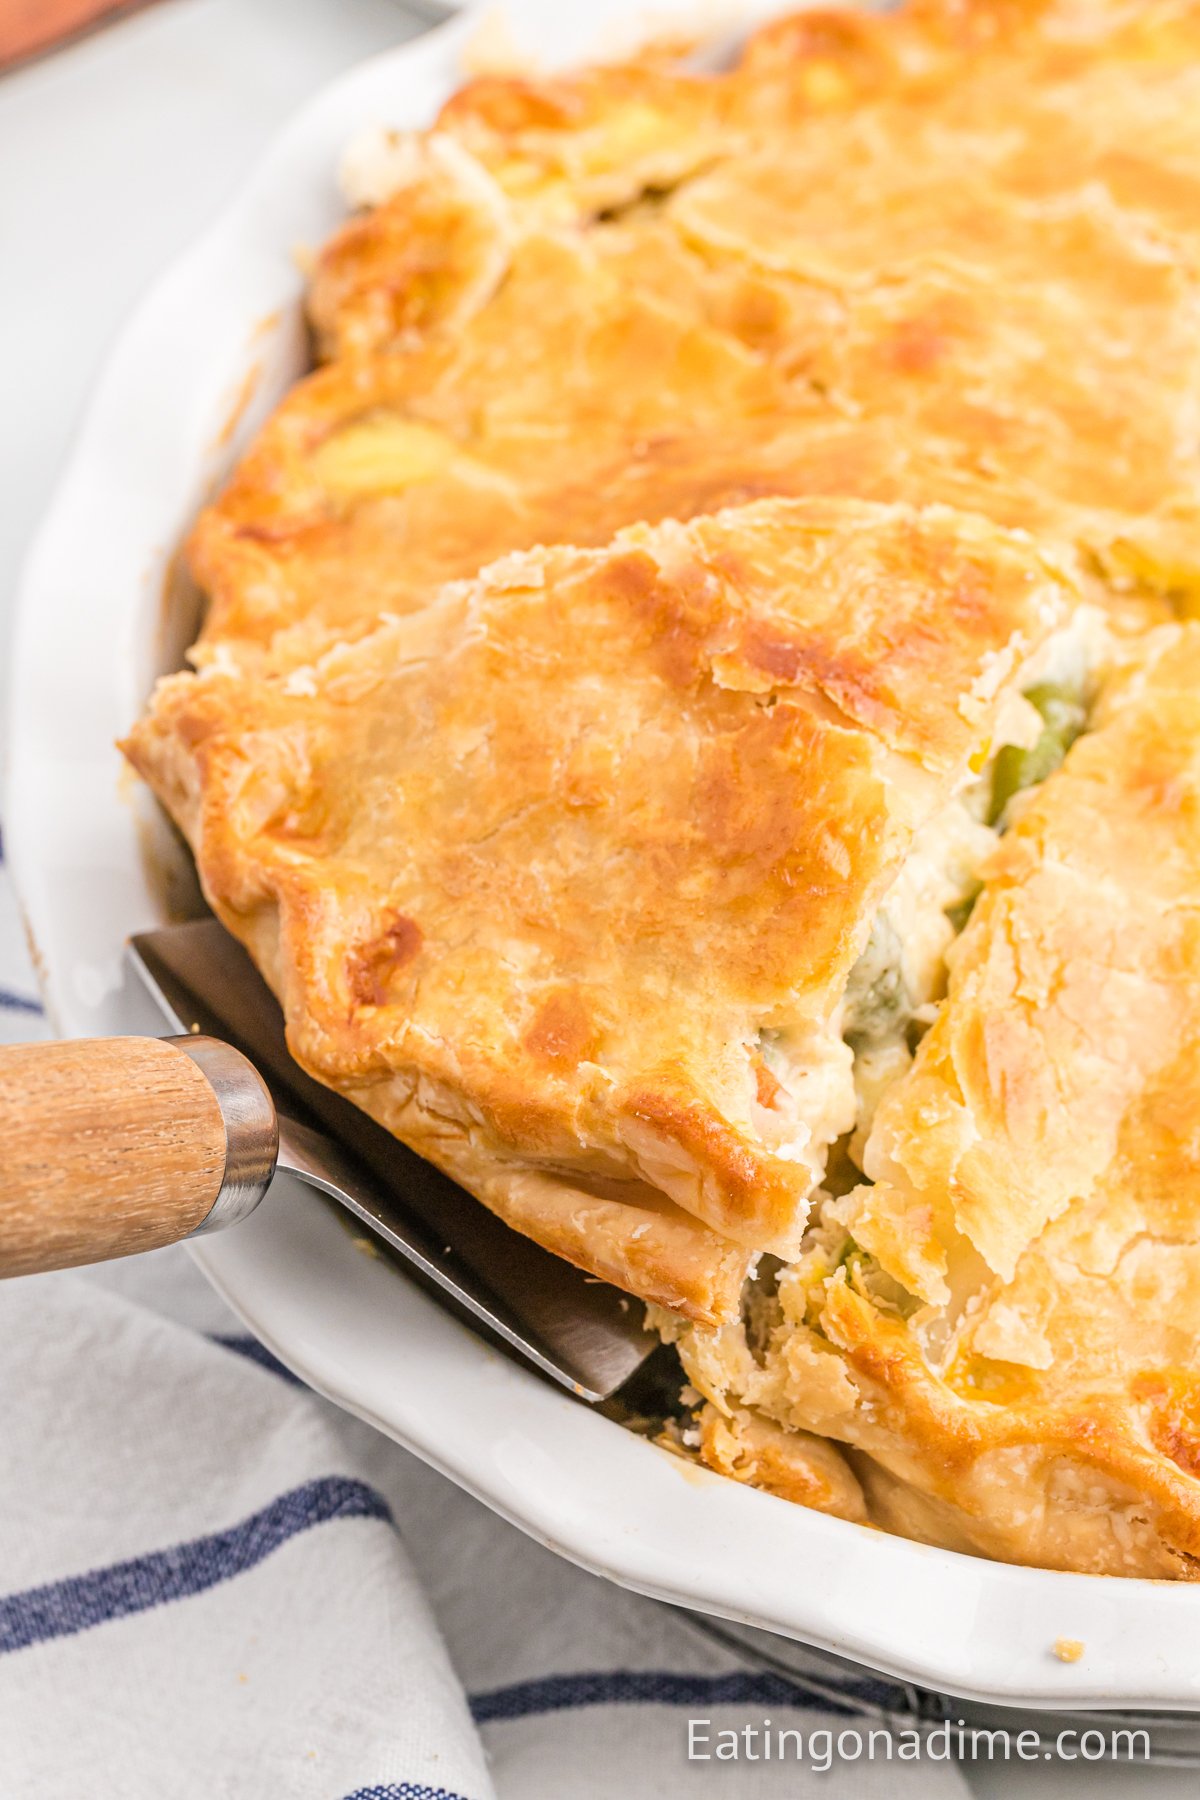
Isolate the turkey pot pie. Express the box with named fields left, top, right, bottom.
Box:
left=186, top=0, right=1200, bottom=680
left=126, top=497, right=1078, bottom=1324
left=664, top=623, right=1200, bottom=1578
left=126, top=0, right=1200, bottom=1580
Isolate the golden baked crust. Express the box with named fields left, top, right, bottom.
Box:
left=126, top=496, right=1069, bottom=1319
left=188, top=0, right=1200, bottom=674
left=128, top=0, right=1200, bottom=1578
left=698, top=1404, right=867, bottom=1523
left=674, top=624, right=1200, bottom=1576
left=189, top=236, right=797, bottom=669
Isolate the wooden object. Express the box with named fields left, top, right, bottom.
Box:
left=0, top=1, right=159, bottom=73
left=0, top=1036, right=227, bottom=1275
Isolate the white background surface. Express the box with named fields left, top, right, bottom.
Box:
left=0, top=3, right=1193, bottom=1792
left=0, top=0, right=437, bottom=671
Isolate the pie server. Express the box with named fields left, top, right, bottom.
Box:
left=0, top=917, right=654, bottom=1401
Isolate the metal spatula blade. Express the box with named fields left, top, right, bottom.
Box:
left=127, top=919, right=655, bottom=1401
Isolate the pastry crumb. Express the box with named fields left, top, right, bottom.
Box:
left=461, top=8, right=528, bottom=78
left=1053, top=1637, right=1085, bottom=1664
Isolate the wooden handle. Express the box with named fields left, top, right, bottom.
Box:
left=0, top=1037, right=230, bottom=1277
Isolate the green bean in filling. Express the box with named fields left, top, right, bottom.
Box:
left=987, top=681, right=1087, bottom=827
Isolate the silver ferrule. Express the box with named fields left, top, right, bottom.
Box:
left=168, top=1034, right=279, bottom=1235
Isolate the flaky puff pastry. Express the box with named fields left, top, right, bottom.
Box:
left=124, top=497, right=1070, bottom=1323
left=188, top=0, right=1200, bottom=675
left=672, top=624, right=1200, bottom=1576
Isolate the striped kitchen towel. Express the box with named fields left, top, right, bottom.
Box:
left=0, top=845, right=965, bottom=1799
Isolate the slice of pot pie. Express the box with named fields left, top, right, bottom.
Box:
left=187, top=0, right=1200, bottom=678
left=125, top=496, right=1077, bottom=1323
left=665, top=622, right=1200, bottom=1577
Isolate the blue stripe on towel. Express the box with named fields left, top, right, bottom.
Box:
left=0, top=987, right=42, bottom=1014
left=0, top=1476, right=391, bottom=1655
left=469, top=1670, right=870, bottom=1721
left=342, top=1787, right=475, bottom=1800
left=210, top=1332, right=305, bottom=1386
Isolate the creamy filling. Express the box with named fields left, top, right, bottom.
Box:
left=756, top=607, right=1113, bottom=1370
left=840, top=604, right=1109, bottom=1166
left=746, top=1028, right=858, bottom=1242
left=734, top=608, right=1109, bottom=1264
left=844, top=798, right=998, bottom=1161
left=652, top=613, right=1116, bottom=1480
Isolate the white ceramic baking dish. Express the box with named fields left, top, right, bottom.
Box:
left=9, top=0, right=1200, bottom=1713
